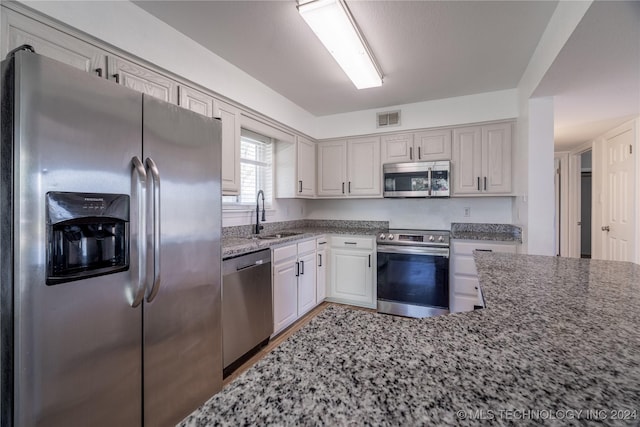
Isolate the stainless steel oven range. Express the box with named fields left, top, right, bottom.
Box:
left=376, top=229, right=450, bottom=318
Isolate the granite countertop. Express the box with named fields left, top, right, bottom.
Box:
left=222, top=220, right=386, bottom=259
left=181, top=252, right=640, bottom=426
left=451, top=223, right=522, bottom=242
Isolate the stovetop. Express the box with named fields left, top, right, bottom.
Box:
left=376, top=229, right=450, bottom=247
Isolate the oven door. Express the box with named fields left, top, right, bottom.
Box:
left=376, top=245, right=449, bottom=318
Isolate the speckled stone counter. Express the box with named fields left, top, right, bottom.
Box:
left=180, top=252, right=640, bottom=426
left=451, top=222, right=522, bottom=242
left=222, top=220, right=387, bottom=259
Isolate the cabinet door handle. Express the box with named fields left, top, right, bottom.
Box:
left=348, top=181, right=351, bottom=193
left=342, top=182, right=345, bottom=194
left=113, top=73, right=120, bottom=84
left=300, top=260, right=304, bottom=275
left=418, top=146, right=421, bottom=159
left=344, top=242, right=357, bottom=245
left=477, top=177, right=480, bottom=191
left=409, top=146, right=413, bottom=160
left=295, top=261, right=300, bottom=277
left=484, top=177, right=487, bottom=191
left=299, top=180, right=302, bottom=193
left=368, top=254, right=371, bottom=268
left=318, top=253, right=322, bottom=267
left=318, top=241, right=326, bottom=245
left=95, top=68, right=103, bottom=78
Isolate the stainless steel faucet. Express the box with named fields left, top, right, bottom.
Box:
left=255, top=190, right=266, bottom=234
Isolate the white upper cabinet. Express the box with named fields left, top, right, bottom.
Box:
left=317, top=137, right=381, bottom=198
left=296, top=136, right=316, bottom=197
left=452, top=122, right=512, bottom=195
left=317, top=140, right=348, bottom=197
left=413, top=129, right=452, bottom=161
left=2, top=9, right=106, bottom=76
left=178, top=86, right=214, bottom=117
left=213, top=99, right=241, bottom=195
left=482, top=123, right=512, bottom=193
left=347, top=136, right=381, bottom=196
left=381, top=133, right=414, bottom=163
left=108, top=56, right=177, bottom=104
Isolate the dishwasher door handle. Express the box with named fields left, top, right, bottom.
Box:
left=236, top=259, right=266, bottom=272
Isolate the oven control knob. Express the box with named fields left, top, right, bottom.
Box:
left=379, top=233, right=386, bottom=240
left=429, top=235, right=435, bottom=242
left=438, top=236, right=445, bottom=243
left=388, top=234, right=394, bottom=240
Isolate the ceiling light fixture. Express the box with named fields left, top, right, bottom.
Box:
left=298, top=0, right=383, bottom=89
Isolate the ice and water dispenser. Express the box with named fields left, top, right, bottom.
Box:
left=46, top=192, right=130, bottom=285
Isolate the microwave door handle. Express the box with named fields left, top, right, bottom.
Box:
left=131, top=156, right=147, bottom=308
left=145, top=157, right=162, bottom=303
left=428, top=167, right=432, bottom=196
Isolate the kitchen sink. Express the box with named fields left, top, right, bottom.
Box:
left=248, top=231, right=302, bottom=240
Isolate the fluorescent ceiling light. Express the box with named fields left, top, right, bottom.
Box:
left=298, top=0, right=383, bottom=89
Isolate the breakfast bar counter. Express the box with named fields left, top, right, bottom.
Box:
left=181, top=252, right=640, bottom=426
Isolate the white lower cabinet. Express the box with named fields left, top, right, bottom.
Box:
left=272, top=239, right=317, bottom=335
left=316, top=236, right=328, bottom=303
left=327, top=236, right=375, bottom=309
left=450, top=240, right=518, bottom=312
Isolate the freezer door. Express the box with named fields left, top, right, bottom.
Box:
left=142, top=96, right=222, bottom=426
left=5, top=52, right=143, bottom=425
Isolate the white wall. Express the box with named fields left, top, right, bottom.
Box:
left=222, top=198, right=307, bottom=227
left=514, top=0, right=593, bottom=254
left=315, top=89, right=518, bottom=139
left=305, top=198, right=513, bottom=230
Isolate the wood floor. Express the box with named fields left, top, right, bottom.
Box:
left=222, top=302, right=375, bottom=387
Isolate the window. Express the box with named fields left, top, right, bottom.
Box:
left=223, top=129, right=273, bottom=208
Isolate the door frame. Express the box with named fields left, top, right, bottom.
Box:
left=554, top=152, right=569, bottom=256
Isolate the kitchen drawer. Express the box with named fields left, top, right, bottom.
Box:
left=452, top=255, right=477, bottom=276
left=272, top=243, right=297, bottom=265
left=316, top=236, right=328, bottom=249
left=297, top=239, right=316, bottom=255
left=331, top=236, right=374, bottom=250
left=452, top=240, right=518, bottom=255
left=454, top=274, right=480, bottom=296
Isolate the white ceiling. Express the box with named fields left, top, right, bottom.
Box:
left=134, top=0, right=557, bottom=116
left=134, top=1, right=639, bottom=150
left=534, top=1, right=640, bottom=151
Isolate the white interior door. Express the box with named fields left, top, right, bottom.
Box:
left=602, top=125, right=635, bottom=262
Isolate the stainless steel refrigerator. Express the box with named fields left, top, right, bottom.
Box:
left=0, top=49, right=222, bottom=426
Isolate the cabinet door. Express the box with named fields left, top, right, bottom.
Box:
left=317, top=140, right=347, bottom=197
left=452, top=126, right=482, bottom=194
left=178, top=85, right=213, bottom=117
left=108, top=56, right=177, bottom=103
left=316, top=249, right=327, bottom=303
left=273, top=261, right=298, bottom=334
left=414, top=129, right=452, bottom=161
left=2, top=10, right=106, bottom=76
left=330, top=249, right=374, bottom=307
left=297, top=252, right=317, bottom=316
left=482, top=123, right=512, bottom=193
left=381, top=133, right=413, bottom=163
left=297, top=136, right=316, bottom=197
left=213, top=100, right=241, bottom=195
left=347, top=136, right=381, bottom=197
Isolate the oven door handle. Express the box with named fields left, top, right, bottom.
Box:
left=377, top=245, right=449, bottom=258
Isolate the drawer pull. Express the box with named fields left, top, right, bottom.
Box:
left=344, top=242, right=357, bottom=245
left=318, top=241, right=327, bottom=245
left=476, top=249, right=493, bottom=252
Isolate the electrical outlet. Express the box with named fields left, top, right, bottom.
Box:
left=464, top=207, right=471, bottom=217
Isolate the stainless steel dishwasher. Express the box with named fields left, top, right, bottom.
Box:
left=222, top=249, right=273, bottom=372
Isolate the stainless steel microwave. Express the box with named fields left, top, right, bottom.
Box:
left=383, top=160, right=450, bottom=198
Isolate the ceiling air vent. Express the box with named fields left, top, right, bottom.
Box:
left=377, top=110, right=401, bottom=128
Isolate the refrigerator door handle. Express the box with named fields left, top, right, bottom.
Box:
left=145, top=157, right=162, bottom=303
left=131, top=156, right=147, bottom=307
